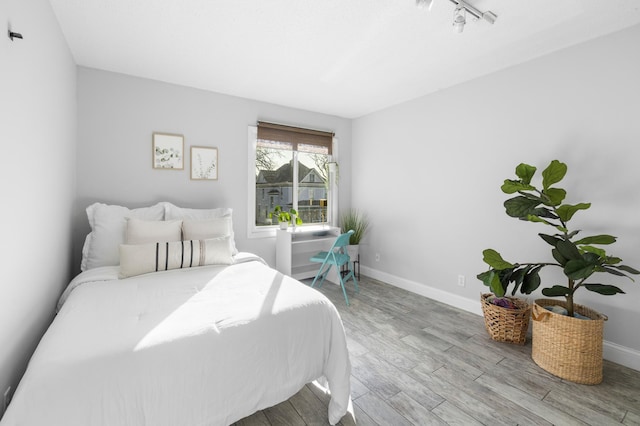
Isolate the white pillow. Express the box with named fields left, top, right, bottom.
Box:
left=182, top=217, right=232, bottom=241
left=164, top=203, right=238, bottom=254
left=84, top=202, right=165, bottom=270
left=119, top=237, right=234, bottom=279
left=80, top=233, right=92, bottom=272
left=126, top=218, right=182, bottom=245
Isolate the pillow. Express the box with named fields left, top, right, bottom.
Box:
left=164, top=202, right=238, bottom=254
left=164, top=202, right=232, bottom=221
left=84, top=202, right=165, bottom=270
left=80, top=233, right=92, bottom=272
left=182, top=217, right=232, bottom=241
left=126, top=218, right=182, bottom=245
left=119, top=237, right=234, bottom=279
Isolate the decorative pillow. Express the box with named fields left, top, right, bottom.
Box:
left=182, top=217, right=232, bottom=241
left=84, top=202, right=165, bottom=270
left=126, top=218, right=182, bottom=245
left=164, top=202, right=238, bottom=254
left=119, top=237, right=234, bottom=279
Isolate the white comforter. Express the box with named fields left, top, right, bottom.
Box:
left=2, top=254, right=351, bottom=426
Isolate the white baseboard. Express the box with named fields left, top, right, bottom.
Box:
left=360, top=265, right=640, bottom=372
left=603, top=341, right=640, bottom=372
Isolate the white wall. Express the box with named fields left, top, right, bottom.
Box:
left=0, top=0, right=76, bottom=415
left=352, top=24, right=640, bottom=366
left=75, top=68, right=352, bottom=270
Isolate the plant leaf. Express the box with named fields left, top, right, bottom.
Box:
left=556, top=203, right=591, bottom=223
left=542, top=187, right=566, bottom=206
left=584, top=284, right=625, bottom=295
left=542, top=285, right=571, bottom=297
left=477, top=270, right=505, bottom=297
left=510, top=266, right=530, bottom=296
left=482, top=249, right=514, bottom=270
left=601, top=266, right=627, bottom=277
left=504, top=196, right=542, bottom=218
left=501, top=179, right=534, bottom=194
left=574, top=234, right=617, bottom=245
left=539, top=233, right=560, bottom=247
left=531, top=207, right=558, bottom=219
left=477, top=270, right=493, bottom=286
left=541, top=160, right=567, bottom=190
left=556, top=240, right=582, bottom=260
left=614, top=264, right=640, bottom=275
left=515, top=163, right=537, bottom=185
left=581, top=245, right=606, bottom=258
left=490, top=273, right=506, bottom=297
left=526, top=215, right=556, bottom=227
left=521, top=266, right=542, bottom=294
left=552, top=248, right=568, bottom=266
left=565, top=258, right=596, bottom=280
left=566, top=230, right=580, bottom=239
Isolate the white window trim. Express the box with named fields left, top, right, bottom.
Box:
left=247, top=125, right=338, bottom=239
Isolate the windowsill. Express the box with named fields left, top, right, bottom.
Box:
left=248, top=223, right=334, bottom=239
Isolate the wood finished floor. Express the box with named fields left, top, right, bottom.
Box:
left=234, top=275, right=640, bottom=426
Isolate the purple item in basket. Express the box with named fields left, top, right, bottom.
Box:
left=491, top=297, right=517, bottom=309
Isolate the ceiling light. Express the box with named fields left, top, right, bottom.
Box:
left=415, top=0, right=434, bottom=11
left=416, top=0, right=498, bottom=33
left=452, top=3, right=466, bottom=33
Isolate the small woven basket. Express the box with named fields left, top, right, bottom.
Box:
left=480, top=293, right=531, bottom=345
left=531, top=299, right=607, bottom=385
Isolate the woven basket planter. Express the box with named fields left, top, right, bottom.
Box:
left=480, top=293, right=531, bottom=345
left=531, top=299, right=607, bottom=385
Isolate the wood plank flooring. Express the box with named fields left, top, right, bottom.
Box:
left=234, top=275, right=640, bottom=425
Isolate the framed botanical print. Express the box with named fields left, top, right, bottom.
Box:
left=153, top=133, right=184, bottom=169
left=191, top=146, right=218, bottom=180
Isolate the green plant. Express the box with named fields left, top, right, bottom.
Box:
left=477, top=160, right=639, bottom=317
left=340, top=209, right=369, bottom=245
left=269, top=205, right=303, bottom=225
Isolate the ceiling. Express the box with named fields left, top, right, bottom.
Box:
left=49, top=0, right=640, bottom=118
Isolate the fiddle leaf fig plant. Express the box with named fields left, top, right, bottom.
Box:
left=477, top=160, right=639, bottom=317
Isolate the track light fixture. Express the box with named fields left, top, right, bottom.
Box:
left=452, top=3, right=466, bottom=33
left=416, top=0, right=497, bottom=33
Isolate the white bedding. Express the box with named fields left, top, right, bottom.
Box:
left=2, top=254, right=351, bottom=425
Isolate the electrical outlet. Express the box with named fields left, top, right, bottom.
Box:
left=3, top=386, right=12, bottom=412
left=375, top=253, right=380, bottom=262
left=457, top=275, right=465, bottom=287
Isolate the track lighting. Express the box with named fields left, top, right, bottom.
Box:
left=452, top=3, right=466, bottom=33
left=415, top=0, right=497, bottom=33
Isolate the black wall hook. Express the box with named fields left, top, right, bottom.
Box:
left=8, top=30, right=24, bottom=41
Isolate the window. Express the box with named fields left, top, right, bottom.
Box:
left=248, top=123, right=337, bottom=237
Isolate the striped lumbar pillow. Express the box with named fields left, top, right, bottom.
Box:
left=119, top=236, right=233, bottom=279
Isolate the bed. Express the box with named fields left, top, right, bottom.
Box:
left=1, top=202, right=352, bottom=426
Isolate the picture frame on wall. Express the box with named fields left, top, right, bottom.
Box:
left=153, top=132, right=184, bottom=169
left=191, top=146, right=218, bottom=180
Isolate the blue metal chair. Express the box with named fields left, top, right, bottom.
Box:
left=309, top=230, right=359, bottom=305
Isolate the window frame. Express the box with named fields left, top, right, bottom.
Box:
left=247, top=125, right=338, bottom=239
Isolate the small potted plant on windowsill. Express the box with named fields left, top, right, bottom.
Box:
left=270, top=205, right=302, bottom=230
